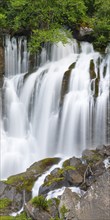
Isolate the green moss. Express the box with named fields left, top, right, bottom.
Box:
left=50, top=217, right=61, bottom=220
left=44, top=165, right=76, bottom=187
left=82, top=151, right=103, bottom=166
left=15, top=212, right=32, bottom=220
left=0, top=217, right=14, bottom=220
left=53, top=198, right=60, bottom=206
left=0, top=212, right=31, bottom=220
left=5, top=158, right=60, bottom=192
left=63, top=159, right=70, bottom=168
left=5, top=173, right=34, bottom=192
left=0, top=198, right=12, bottom=210
left=58, top=166, right=76, bottom=176
left=69, top=62, right=76, bottom=70
left=28, top=158, right=60, bottom=174
left=65, top=166, right=76, bottom=171
left=43, top=177, right=64, bottom=187
left=30, top=195, right=48, bottom=210
left=60, top=205, right=68, bottom=219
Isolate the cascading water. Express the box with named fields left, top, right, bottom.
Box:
left=1, top=36, right=110, bottom=179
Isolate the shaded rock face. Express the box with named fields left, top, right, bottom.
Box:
left=59, top=188, right=79, bottom=220
left=59, top=170, right=110, bottom=220
left=0, top=181, right=30, bottom=215
left=25, top=198, right=59, bottom=220
left=25, top=202, right=51, bottom=220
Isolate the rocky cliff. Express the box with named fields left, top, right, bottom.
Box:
left=0, top=146, right=110, bottom=220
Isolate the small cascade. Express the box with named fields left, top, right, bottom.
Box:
left=32, top=159, right=65, bottom=198
left=4, top=35, right=29, bottom=76
left=1, top=35, right=110, bottom=179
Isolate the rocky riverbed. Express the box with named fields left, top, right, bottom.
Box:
left=0, top=145, right=110, bottom=220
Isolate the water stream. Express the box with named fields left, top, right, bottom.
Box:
left=1, top=36, right=110, bottom=179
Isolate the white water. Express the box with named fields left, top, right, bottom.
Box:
left=32, top=158, right=65, bottom=198
left=46, top=186, right=84, bottom=200
left=1, top=36, right=110, bottom=179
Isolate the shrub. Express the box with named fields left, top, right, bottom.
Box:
left=31, top=195, right=48, bottom=210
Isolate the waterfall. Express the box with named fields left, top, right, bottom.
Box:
left=1, top=36, right=110, bottom=179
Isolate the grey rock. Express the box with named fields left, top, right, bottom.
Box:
left=69, top=157, right=82, bottom=167
left=59, top=170, right=110, bottom=220
left=59, top=188, right=79, bottom=220
left=65, top=170, right=83, bottom=186
left=79, top=27, right=93, bottom=37
left=25, top=202, right=51, bottom=220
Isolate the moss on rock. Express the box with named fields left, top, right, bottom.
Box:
left=30, top=195, right=48, bottom=210
left=43, top=177, right=64, bottom=187
left=0, top=198, right=12, bottom=211
left=0, top=212, right=32, bottom=220
left=5, top=157, right=60, bottom=192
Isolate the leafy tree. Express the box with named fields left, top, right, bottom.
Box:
left=0, top=0, right=109, bottom=52
left=92, top=0, right=110, bottom=49
left=0, top=0, right=86, bottom=51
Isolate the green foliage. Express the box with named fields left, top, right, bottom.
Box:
left=14, top=212, right=32, bottom=220
left=5, top=174, right=34, bottom=192
left=50, top=217, right=61, bottom=220
left=0, top=212, right=32, bottom=220
left=0, top=217, right=13, bottom=220
left=0, top=0, right=86, bottom=52
left=30, top=195, right=48, bottom=210
left=0, top=0, right=109, bottom=51
left=60, top=205, right=68, bottom=219
left=43, top=177, right=64, bottom=187
left=0, top=198, right=12, bottom=210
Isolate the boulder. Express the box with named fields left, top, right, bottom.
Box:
left=59, top=170, right=110, bottom=220
left=76, top=170, right=110, bottom=220
left=0, top=182, right=26, bottom=215
left=79, top=27, right=93, bottom=37
left=59, top=188, right=79, bottom=220
left=25, top=202, right=51, bottom=220
left=65, top=170, right=83, bottom=186
left=39, top=177, right=69, bottom=195
left=25, top=196, right=59, bottom=220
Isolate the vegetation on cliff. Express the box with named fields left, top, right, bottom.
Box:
left=0, top=0, right=109, bottom=52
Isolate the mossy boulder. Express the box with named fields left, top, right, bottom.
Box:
left=5, top=158, right=60, bottom=192
left=82, top=149, right=103, bottom=165
left=0, top=198, right=12, bottom=216
left=39, top=163, right=83, bottom=196
left=39, top=176, right=68, bottom=195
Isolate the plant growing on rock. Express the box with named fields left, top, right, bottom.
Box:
left=30, top=195, right=48, bottom=210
